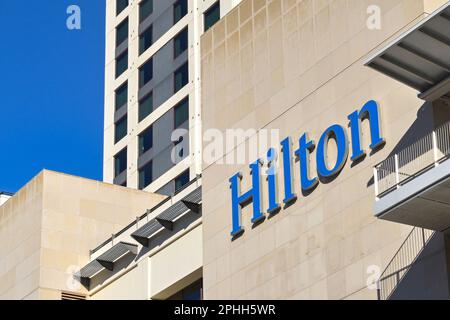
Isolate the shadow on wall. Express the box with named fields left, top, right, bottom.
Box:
left=366, top=101, right=436, bottom=188
left=389, top=232, right=450, bottom=300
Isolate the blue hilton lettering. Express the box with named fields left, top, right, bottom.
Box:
left=228, top=100, right=385, bottom=238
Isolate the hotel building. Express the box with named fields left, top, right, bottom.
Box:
left=103, top=0, right=242, bottom=194
left=0, top=0, right=449, bottom=300
left=0, top=192, right=11, bottom=206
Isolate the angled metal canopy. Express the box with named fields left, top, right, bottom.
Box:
left=96, top=242, right=138, bottom=270
left=181, top=186, right=202, bottom=213
left=78, top=260, right=105, bottom=279
left=131, top=219, right=164, bottom=246
left=365, top=3, right=450, bottom=102
left=78, top=242, right=138, bottom=289
left=131, top=186, right=202, bottom=247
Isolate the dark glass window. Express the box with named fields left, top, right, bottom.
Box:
left=139, top=161, right=153, bottom=189
left=139, top=25, right=153, bottom=55
left=174, top=27, right=188, bottom=58
left=115, top=82, right=127, bottom=110
left=204, top=2, right=220, bottom=31
left=115, top=116, right=127, bottom=143
left=168, top=279, right=203, bottom=300
left=116, top=51, right=128, bottom=78
left=174, top=97, right=189, bottom=128
left=174, top=62, right=188, bottom=93
left=173, top=0, right=188, bottom=24
left=138, top=126, right=153, bottom=156
left=114, top=148, right=127, bottom=177
left=139, top=0, right=153, bottom=22
left=116, top=0, right=128, bottom=15
left=116, top=19, right=128, bottom=46
left=139, top=93, right=153, bottom=122
left=139, top=58, right=153, bottom=88
left=175, top=170, right=190, bottom=192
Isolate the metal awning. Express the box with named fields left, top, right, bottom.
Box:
left=130, top=187, right=202, bottom=247
left=96, top=242, right=138, bottom=270
left=157, top=201, right=189, bottom=225
left=365, top=3, right=450, bottom=102
left=181, top=187, right=202, bottom=213
left=78, top=260, right=105, bottom=279
left=131, top=219, right=164, bottom=246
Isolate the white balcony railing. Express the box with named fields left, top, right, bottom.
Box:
left=374, top=121, right=450, bottom=198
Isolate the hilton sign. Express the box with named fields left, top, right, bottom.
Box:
left=229, top=100, right=385, bottom=238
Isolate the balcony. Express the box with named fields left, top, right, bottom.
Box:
left=374, top=121, right=450, bottom=231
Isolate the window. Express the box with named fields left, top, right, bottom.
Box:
left=204, top=2, right=220, bottom=31
left=116, top=19, right=128, bottom=46
left=116, top=50, right=128, bottom=78
left=115, top=82, right=127, bottom=110
left=174, top=62, right=188, bottom=93
left=115, top=116, right=127, bottom=143
left=139, top=161, right=153, bottom=189
left=139, top=25, right=153, bottom=55
left=139, top=0, right=153, bottom=22
left=114, top=148, right=127, bottom=177
left=175, top=170, right=190, bottom=192
left=174, top=97, right=189, bottom=128
left=173, top=0, right=188, bottom=24
left=139, top=58, right=153, bottom=88
left=139, top=93, right=153, bottom=122
left=174, top=27, right=188, bottom=58
left=138, top=126, right=153, bottom=156
left=168, top=279, right=203, bottom=300
left=116, top=0, right=128, bottom=15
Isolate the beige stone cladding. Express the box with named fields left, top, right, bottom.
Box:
left=0, top=170, right=165, bottom=299
left=200, top=0, right=450, bottom=299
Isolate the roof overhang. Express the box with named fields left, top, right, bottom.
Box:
left=365, top=3, right=450, bottom=102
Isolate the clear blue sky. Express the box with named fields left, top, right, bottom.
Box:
left=0, top=1, right=105, bottom=192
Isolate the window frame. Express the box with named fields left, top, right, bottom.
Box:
left=174, top=96, right=189, bottom=129
left=139, top=0, right=153, bottom=22
left=173, top=27, right=188, bottom=59
left=139, top=25, right=153, bottom=55
left=174, top=169, right=190, bottom=192
left=173, top=62, right=189, bottom=93
left=114, top=147, right=127, bottom=178
left=114, top=115, right=128, bottom=144
left=116, top=0, right=129, bottom=16
left=116, top=18, right=129, bottom=47
left=139, top=58, right=153, bottom=88
left=138, top=161, right=153, bottom=190
left=138, top=125, right=153, bottom=156
left=116, top=50, right=128, bottom=78
left=173, top=0, right=188, bottom=24
left=204, top=1, right=220, bottom=32
left=138, top=92, right=153, bottom=122
left=115, top=81, right=128, bottom=111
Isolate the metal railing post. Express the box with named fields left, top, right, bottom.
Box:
left=432, top=130, right=439, bottom=167
left=394, top=154, right=400, bottom=188
left=373, top=167, right=379, bottom=199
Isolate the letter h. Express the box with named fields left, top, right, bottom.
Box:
left=229, top=159, right=264, bottom=237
